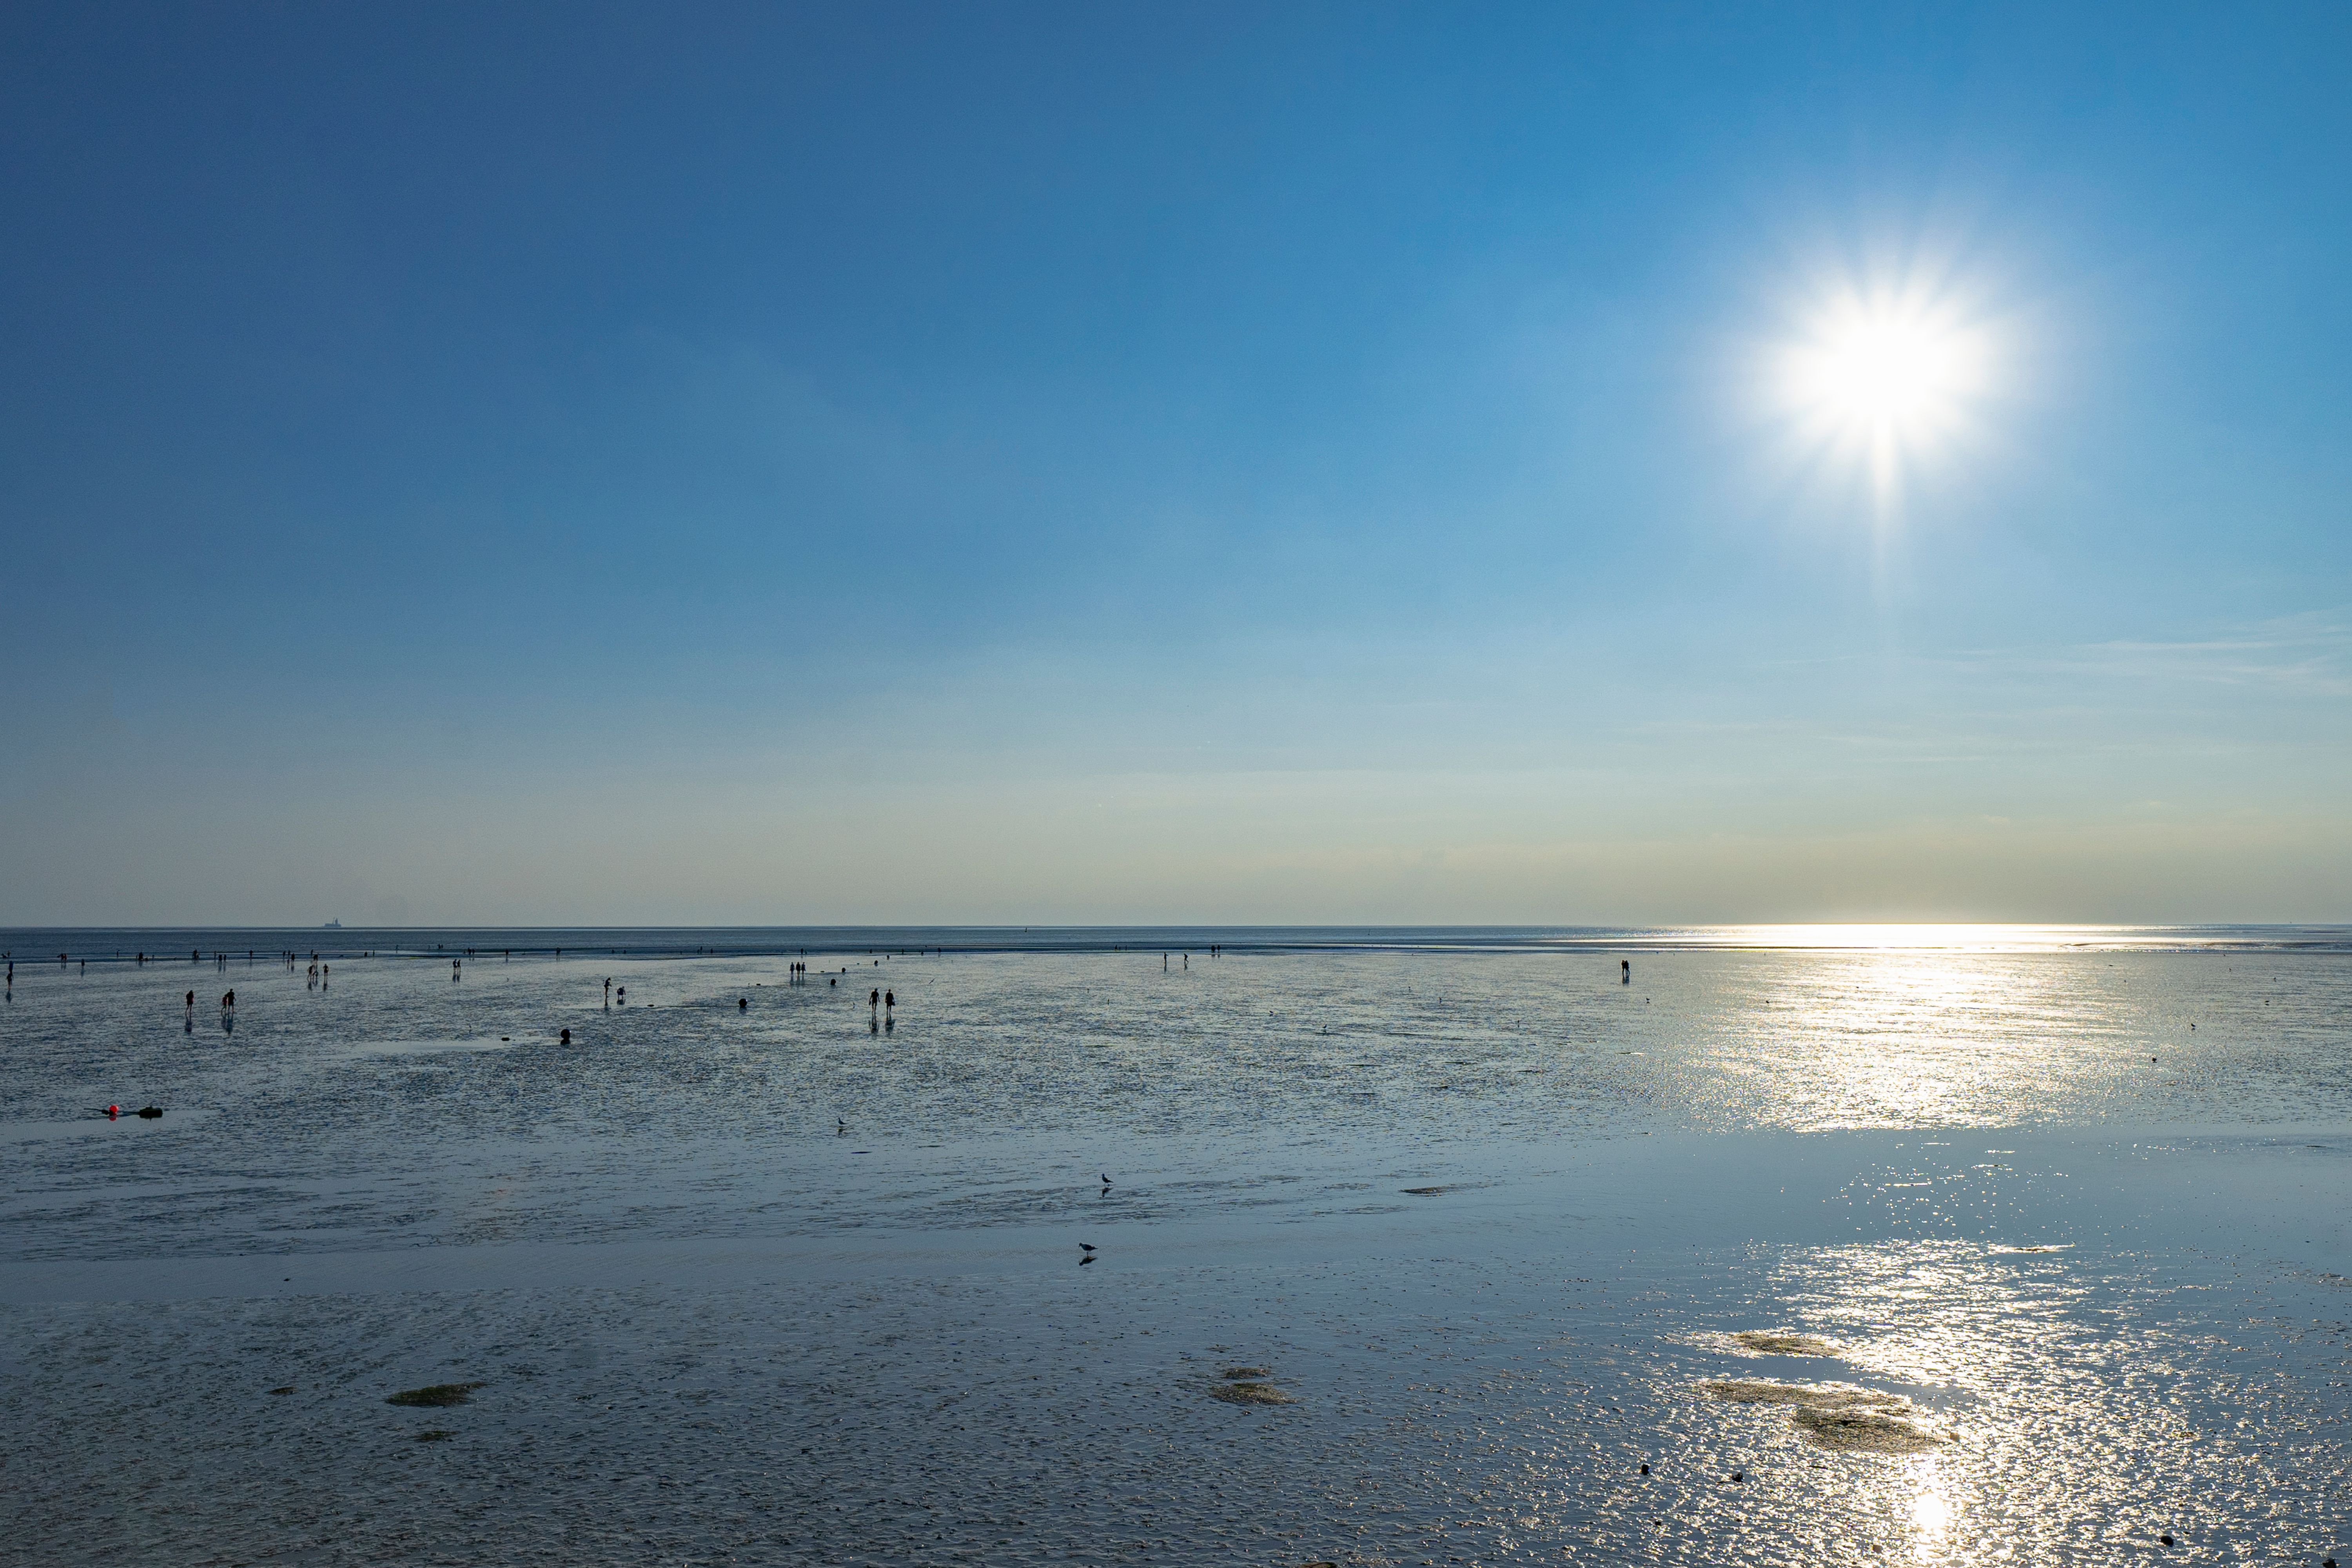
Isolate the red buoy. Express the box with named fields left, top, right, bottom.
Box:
left=107, top=1105, right=120, bottom=1118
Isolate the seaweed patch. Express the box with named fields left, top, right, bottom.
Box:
left=387, top=1382, right=485, bottom=1408
left=1731, top=1330, right=1841, bottom=1357
left=1791, top=1405, right=1955, bottom=1454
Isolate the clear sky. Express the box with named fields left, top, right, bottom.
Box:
left=3, top=2, right=2348, bottom=926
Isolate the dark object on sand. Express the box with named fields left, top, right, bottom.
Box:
left=1790, top=1405, right=1953, bottom=1453
left=1210, top=1380, right=1294, bottom=1405
left=1639, top=1462, right=1650, bottom=1474
left=136, top=1106, right=162, bottom=1119
left=739, top=997, right=747, bottom=1010
left=415, top=1429, right=454, bottom=1442
left=268, top=1385, right=295, bottom=1396
left=1733, top=1330, right=1839, bottom=1356
left=560, top=1028, right=571, bottom=1045
left=1401, top=1185, right=1450, bottom=1196
left=1079, top=1243, right=1096, bottom=1252
left=2160, top=1534, right=2174, bottom=1546
left=386, top=1382, right=485, bottom=1407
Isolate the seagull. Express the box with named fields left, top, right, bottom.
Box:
left=1100, top=1173, right=1112, bottom=1186
left=1079, top=1243, right=1096, bottom=1252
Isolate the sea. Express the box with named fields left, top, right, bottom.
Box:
left=2, top=926, right=2347, bottom=1566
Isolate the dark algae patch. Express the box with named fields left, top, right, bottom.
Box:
left=1698, top=1380, right=1902, bottom=1409
left=1211, top=1381, right=1296, bottom=1405
left=1700, top=1378, right=1953, bottom=1454
left=1731, top=1330, right=1840, bottom=1356
left=414, top=1429, right=455, bottom=1443
left=1209, top=1363, right=1295, bottom=1405
left=387, top=1382, right=484, bottom=1408
left=1791, top=1405, right=1955, bottom=1454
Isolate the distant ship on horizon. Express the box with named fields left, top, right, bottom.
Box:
left=323, top=918, right=341, bottom=928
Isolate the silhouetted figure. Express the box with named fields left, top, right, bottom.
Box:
left=1621, top=959, right=1630, bottom=984
left=221, top=990, right=234, bottom=1008
left=739, top=997, right=748, bottom=1011
left=560, top=1027, right=572, bottom=1045
left=869, top=988, right=879, bottom=1008
left=884, top=990, right=893, bottom=1010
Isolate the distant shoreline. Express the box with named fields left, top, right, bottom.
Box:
left=5, top=922, right=2350, bottom=960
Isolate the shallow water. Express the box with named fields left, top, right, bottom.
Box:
left=2, top=930, right=2347, bottom=1564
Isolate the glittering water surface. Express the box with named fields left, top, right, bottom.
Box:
left=1, top=930, right=2347, bottom=1565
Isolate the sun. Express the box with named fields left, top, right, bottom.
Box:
left=1788, top=296, right=1984, bottom=443
left=1809, top=317, right=1962, bottom=425
left=1775, top=283, right=1992, bottom=506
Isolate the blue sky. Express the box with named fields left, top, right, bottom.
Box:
left=3, top=2, right=2347, bottom=925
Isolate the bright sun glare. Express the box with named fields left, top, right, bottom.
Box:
left=1811, top=318, right=1962, bottom=424
left=1779, top=283, right=1992, bottom=505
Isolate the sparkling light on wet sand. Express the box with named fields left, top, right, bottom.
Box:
left=1, top=934, right=2347, bottom=1563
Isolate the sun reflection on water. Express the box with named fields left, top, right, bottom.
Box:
left=1908, top=1460, right=1953, bottom=1546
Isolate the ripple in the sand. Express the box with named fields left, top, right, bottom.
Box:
left=1731, top=1330, right=1840, bottom=1356
left=1790, top=1405, right=1955, bottom=1454
left=1697, top=1379, right=1904, bottom=1410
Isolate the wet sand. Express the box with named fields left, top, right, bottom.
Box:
left=2, top=941, right=2348, bottom=1563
